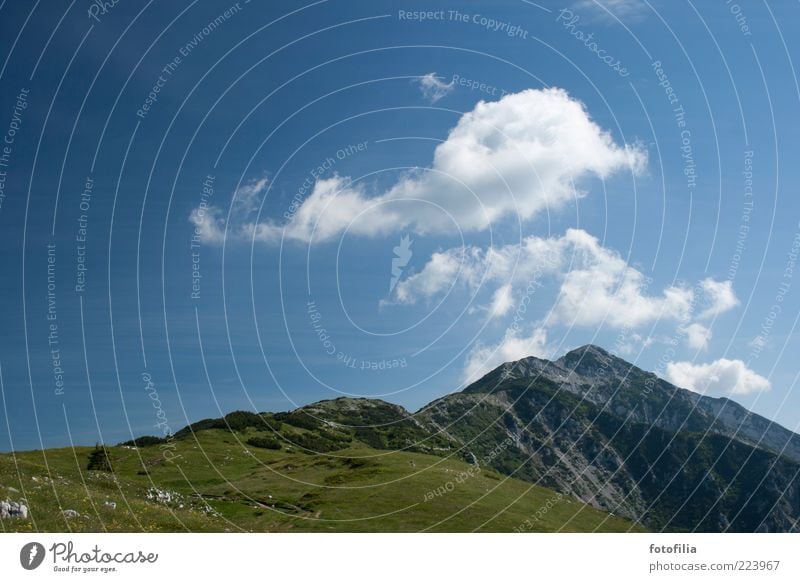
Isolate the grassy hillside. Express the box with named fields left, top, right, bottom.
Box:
left=0, top=426, right=642, bottom=533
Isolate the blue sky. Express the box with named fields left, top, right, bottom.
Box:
left=1, top=0, right=799, bottom=451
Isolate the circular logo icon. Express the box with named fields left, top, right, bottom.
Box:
left=19, top=542, right=45, bottom=570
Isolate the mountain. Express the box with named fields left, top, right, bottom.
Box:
left=2, top=345, right=798, bottom=532
left=416, top=345, right=800, bottom=532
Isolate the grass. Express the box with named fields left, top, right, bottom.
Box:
left=0, top=429, right=643, bottom=532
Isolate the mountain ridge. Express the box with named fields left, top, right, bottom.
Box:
left=469, top=344, right=800, bottom=464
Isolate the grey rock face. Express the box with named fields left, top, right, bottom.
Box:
left=484, top=345, right=800, bottom=464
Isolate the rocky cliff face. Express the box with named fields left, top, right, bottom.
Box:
left=471, top=345, right=800, bottom=463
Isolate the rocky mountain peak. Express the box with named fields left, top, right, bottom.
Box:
left=557, top=344, right=627, bottom=378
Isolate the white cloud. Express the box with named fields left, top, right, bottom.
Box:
left=415, top=73, right=454, bottom=103
left=683, top=323, right=712, bottom=350
left=666, top=359, right=771, bottom=395
left=697, top=278, right=739, bottom=319
left=395, top=228, right=694, bottom=329
left=194, top=88, right=645, bottom=245
left=574, top=0, right=649, bottom=21
left=464, top=327, right=550, bottom=383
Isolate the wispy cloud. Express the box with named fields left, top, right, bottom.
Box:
left=414, top=72, right=454, bottom=103
left=574, top=0, right=650, bottom=23
left=188, top=176, right=269, bottom=243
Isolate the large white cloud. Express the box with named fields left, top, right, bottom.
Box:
left=463, top=327, right=550, bottom=383
left=666, top=358, right=771, bottom=395
left=192, top=88, right=645, bottom=244
left=395, top=228, right=696, bottom=328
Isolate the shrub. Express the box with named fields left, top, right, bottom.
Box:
left=275, top=412, right=322, bottom=431
left=87, top=444, right=114, bottom=472
left=292, top=432, right=349, bottom=454
left=119, top=436, right=164, bottom=447
left=247, top=436, right=282, bottom=450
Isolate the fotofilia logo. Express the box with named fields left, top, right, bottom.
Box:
left=19, top=542, right=46, bottom=570
left=389, top=235, right=413, bottom=292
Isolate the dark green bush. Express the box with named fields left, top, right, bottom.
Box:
left=292, top=432, right=349, bottom=453
left=119, top=435, right=164, bottom=447
left=87, top=444, right=114, bottom=472
left=275, top=411, right=322, bottom=431
left=247, top=436, right=282, bottom=450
